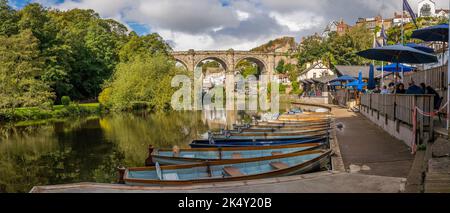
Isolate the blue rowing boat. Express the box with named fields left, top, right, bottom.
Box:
left=189, top=136, right=328, bottom=148
left=149, top=143, right=324, bottom=165
left=123, top=149, right=332, bottom=186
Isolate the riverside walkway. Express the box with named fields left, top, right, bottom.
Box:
left=31, top=105, right=411, bottom=193
left=332, top=107, right=414, bottom=178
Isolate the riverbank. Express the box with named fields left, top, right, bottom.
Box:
left=0, top=103, right=102, bottom=123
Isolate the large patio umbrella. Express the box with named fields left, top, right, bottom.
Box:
left=357, top=44, right=438, bottom=82
left=368, top=64, right=376, bottom=90
left=412, top=24, right=449, bottom=66
left=346, top=72, right=367, bottom=91
left=411, top=24, right=449, bottom=42
left=405, top=43, right=435, bottom=54
left=330, top=81, right=342, bottom=86
left=376, top=63, right=415, bottom=72
left=329, top=75, right=356, bottom=82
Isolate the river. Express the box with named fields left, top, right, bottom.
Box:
left=0, top=108, right=280, bottom=193
left=0, top=100, right=328, bottom=193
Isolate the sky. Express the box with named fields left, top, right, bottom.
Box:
left=8, top=0, right=450, bottom=51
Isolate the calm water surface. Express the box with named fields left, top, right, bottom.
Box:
left=0, top=102, right=325, bottom=193
left=0, top=109, right=271, bottom=193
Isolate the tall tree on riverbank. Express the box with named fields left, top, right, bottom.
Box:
left=104, top=54, right=186, bottom=111
left=295, top=24, right=372, bottom=70
left=0, top=30, right=54, bottom=109
left=0, top=0, right=18, bottom=36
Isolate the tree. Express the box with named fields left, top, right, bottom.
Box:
left=105, top=54, right=186, bottom=111
left=236, top=60, right=259, bottom=78
left=276, top=59, right=286, bottom=73
left=119, top=33, right=172, bottom=62
left=0, top=30, right=54, bottom=109
left=295, top=34, right=326, bottom=68
left=0, top=0, right=18, bottom=36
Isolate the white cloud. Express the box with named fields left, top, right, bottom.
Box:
left=33, top=0, right=449, bottom=51
left=236, top=10, right=250, bottom=21
left=269, top=11, right=325, bottom=32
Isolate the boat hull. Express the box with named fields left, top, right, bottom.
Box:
left=124, top=150, right=332, bottom=186
left=152, top=143, right=324, bottom=165
left=189, top=136, right=328, bottom=148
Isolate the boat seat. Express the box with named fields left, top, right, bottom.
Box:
left=232, top=153, right=242, bottom=159
left=223, top=166, right=244, bottom=177
left=163, top=172, right=179, bottom=180
left=270, top=162, right=289, bottom=170
left=271, top=151, right=283, bottom=156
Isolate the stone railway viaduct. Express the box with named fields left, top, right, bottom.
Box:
left=171, top=49, right=297, bottom=76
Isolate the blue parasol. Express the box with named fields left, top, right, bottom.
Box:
left=368, top=64, right=375, bottom=90
left=376, top=63, right=415, bottom=72
left=357, top=44, right=438, bottom=64
left=405, top=43, right=435, bottom=54
left=329, top=75, right=357, bottom=82
left=330, top=81, right=342, bottom=86
left=411, top=24, right=449, bottom=42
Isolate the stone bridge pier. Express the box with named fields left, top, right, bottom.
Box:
left=171, top=49, right=297, bottom=78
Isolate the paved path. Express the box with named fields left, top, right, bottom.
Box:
left=30, top=171, right=405, bottom=193
left=333, top=107, right=414, bottom=178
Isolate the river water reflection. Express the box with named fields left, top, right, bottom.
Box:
left=0, top=109, right=267, bottom=192
left=0, top=101, right=325, bottom=193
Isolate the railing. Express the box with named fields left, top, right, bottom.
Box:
left=360, top=94, right=435, bottom=127
left=408, top=65, right=447, bottom=90
left=408, top=65, right=448, bottom=111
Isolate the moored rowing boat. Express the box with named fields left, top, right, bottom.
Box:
left=123, top=149, right=332, bottom=186
left=189, top=135, right=328, bottom=148
left=149, top=142, right=324, bottom=165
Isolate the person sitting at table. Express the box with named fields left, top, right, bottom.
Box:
left=420, top=83, right=426, bottom=92
left=373, top=85, right=381, bottom=93
left=425, top=86, right=442, bottom=111
left=380, top=85, right=389, bottom=94
left=406, top=80, right=424, bottom=95
left=395, top=83, right=406, bottom=94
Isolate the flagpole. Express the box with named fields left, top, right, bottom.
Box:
left=401, top=1, right=405, bottom=83
left=381, top=19, right=385, bottom=87
left=447, top=0, right=449, bottom=130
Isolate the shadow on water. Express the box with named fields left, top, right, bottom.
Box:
left=0, top=110, right=259, bottom=192
left=0, top=98, right=299, bottom=192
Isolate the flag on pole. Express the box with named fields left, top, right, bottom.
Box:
left=373, top=35, right=382, bottom=48
left=403, top=0, right=418, bottom=29
left=380, top=22, right=387, bottom=46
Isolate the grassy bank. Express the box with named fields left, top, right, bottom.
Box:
left=0, top=103, right=102, bottom=123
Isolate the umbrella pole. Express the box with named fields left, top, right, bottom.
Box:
left=382, top=61, right=384, bottom=87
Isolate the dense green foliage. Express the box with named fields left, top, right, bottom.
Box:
left=386, top=17, right=449, bottom=45
left=236, top=60, right=259, bottom=78
left=103, top=54, right=186, bottom=111
left=0, top=0, right=176, bottom=116
left=0, top=29, right=54, bottom=109
left=61, top=96, right=71, bottom=106
left=296, top=24, right=372, bottom=71
left=198, top=60, right=222, bottom=73
left=0, top=103, right=101, bottom=122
